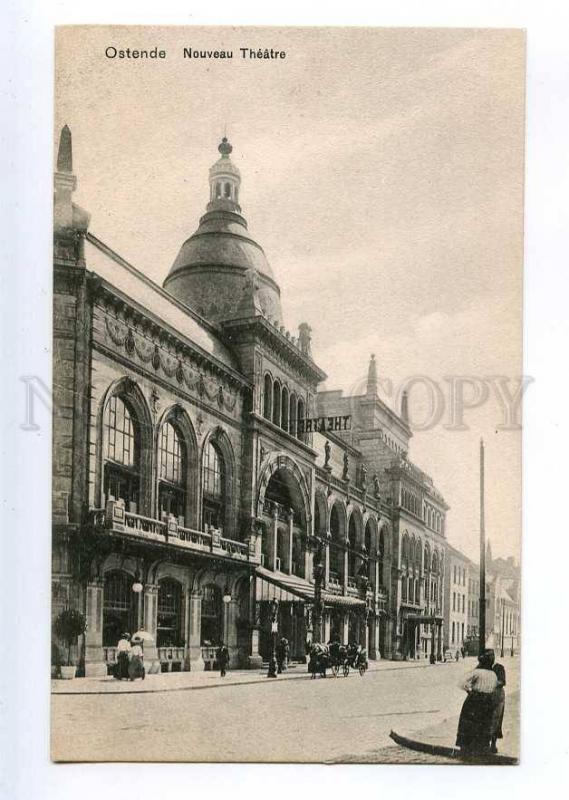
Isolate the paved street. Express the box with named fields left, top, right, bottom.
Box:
left=51, top=656, right=519, bottom=763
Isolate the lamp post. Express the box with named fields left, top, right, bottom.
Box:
left=500, top=598, right=505, bottom=658
left=479, top=438, right=486, bottom=656
left=307, top=533, right=325, bottom=644
left=267, top=598, right=279, bottom=678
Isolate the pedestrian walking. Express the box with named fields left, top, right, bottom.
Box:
left=217, top=642, right=230, bottom=677
left=490, top=661, right=507, bottom=753
left=456, top=649, right=498, bottom=755
left=461, top=645, right=466, bottom=659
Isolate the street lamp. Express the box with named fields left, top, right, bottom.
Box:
left=267, top=598, right=279, bottom=678
left=222, top=586, right=232, bottom=605
left=132, top=571, right=143, bottom=594
left=307, top=533, right=325, bottom=644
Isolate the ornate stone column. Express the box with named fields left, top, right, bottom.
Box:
left=248, top=599, right=263, bottom=669
left=341, top=611, right=350, bottom=645
left=369, top=613, right=379, bottom=660
left=84, top=578, right=107, bottom=677
left=270, top=507, right=278, bottom=570
left=224, top=599, right=240, bottom=667
left=322, top=610, right=331, bottom=643
left=286, top=512, right=294, bottom=574
left=143, top=583, right=160, bottom=673
left=188, top=591, right=205, bottom=671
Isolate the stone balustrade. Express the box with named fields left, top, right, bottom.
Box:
left=90, top=499, right=262, bottom=564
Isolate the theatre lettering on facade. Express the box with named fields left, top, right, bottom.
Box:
left=52, top=127, right=450, bottom=676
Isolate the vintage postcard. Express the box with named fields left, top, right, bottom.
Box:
left=51, top=26, right=525, bottom=763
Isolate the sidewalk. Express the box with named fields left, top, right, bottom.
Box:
left=51, top=656, right=453, bottom=696
left=336, top=688, right=520, bottom=764
left=388, top=689, right=520, bottom=764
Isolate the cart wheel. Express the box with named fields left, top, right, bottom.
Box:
left=343, top=663, right=350, bottom=677
left=358, top=664, right=366, bottom=676
left=331, top=663, right=339, bottom=677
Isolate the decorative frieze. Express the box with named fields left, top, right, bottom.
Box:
left=101, top=307, right=239, bottom=413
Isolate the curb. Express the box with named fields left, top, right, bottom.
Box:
left=389, top=730, right=518, bottom=766
left=52, top=659, right=452, bottom=697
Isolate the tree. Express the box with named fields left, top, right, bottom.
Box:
left=53, top=609, right=86, bottom=666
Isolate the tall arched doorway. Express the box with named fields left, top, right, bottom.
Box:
left=262, top=466, right=306, bottom=578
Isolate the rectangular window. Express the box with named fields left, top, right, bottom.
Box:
left=452, top=592, right=456, bottom=611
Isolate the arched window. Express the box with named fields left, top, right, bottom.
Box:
left=297, top=397, right=305, bottom=441
left=289, top=394, right=297, bottom=437
left=157, top=578, right=182, bottom=647
left=377, top=529, right=385, bottom=588
left=202, top=440, right=225, bottom=532
left=402, top=573, right=408, bottom=601
left=415, top=539, right=422, bottom=569
left=158, top=421, right=186, bottom=523
left=224, top=182, right=232, bottom=198
left=402, top=534, right=409, bottom=567
left=414, top=578, right=420, bottom=604
left=263, top=374, right=272, bottom=420
left=103, top=571, right=133, bottom=646
left=272, top=380, right=281, bottom=427
left=329, top=504, right=344, bottom=583
left=424, top=544, right=431, bottom=572
left=201, top=583, right=222, bottom=646
left=347, top=515, right=357, bottom=579
left=215, top=181, right=222, bottom=198
left=281, top=386, right=289, bottom=431
left=103, top=395, right=140, bottom=512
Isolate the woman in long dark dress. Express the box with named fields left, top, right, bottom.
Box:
left=456, top=650, right=498, bottom=754
left=114, top=632, right=131, bottom=680
left=490, top=662, right=506, bottom=753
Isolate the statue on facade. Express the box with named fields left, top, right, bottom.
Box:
left=373, top=473, right=381, bottom=499
left=360, top=464, right=367, bottom=491
left=342, top=451, right=350, bottom=482
left=324, top=440, right=331, bottom=469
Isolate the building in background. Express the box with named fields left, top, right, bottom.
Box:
left=463, top=541, right=521, bottom=655
left=443, top=545, right=473, bottom=655
left=52, top=129, right=451, bottom=675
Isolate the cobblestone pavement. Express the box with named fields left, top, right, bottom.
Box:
left=51, top=656, right=520, bottom=764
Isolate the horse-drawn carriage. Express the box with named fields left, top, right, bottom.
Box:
left=308, top=642, right=368, bottom=678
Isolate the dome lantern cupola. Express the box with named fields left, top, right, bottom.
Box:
left=164, top=137, right=283, bottom=326
left=208, top=136, right=241, bottom=212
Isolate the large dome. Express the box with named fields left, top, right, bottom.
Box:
left=163, top=139, right=283, bottom=325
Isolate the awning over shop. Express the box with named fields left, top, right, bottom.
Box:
left=255, top=567, right=366, bottom=609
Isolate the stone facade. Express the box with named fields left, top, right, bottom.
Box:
left=52, top=130, right=453, bottom=677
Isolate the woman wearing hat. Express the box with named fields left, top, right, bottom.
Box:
left=456, top=649, right=498, bottom=755
left=114, top=632, right=131, bottom=680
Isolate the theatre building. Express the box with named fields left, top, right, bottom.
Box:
left=52, top=128, right=449, bottom=675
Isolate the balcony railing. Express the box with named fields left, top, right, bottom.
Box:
left=90, top=500, right=261, bottom=565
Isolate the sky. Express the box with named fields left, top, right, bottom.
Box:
left=55, top=26, right=525, bottom=562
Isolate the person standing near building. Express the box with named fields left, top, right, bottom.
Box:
left=455, top=650, right=498, bottom=755
left=490, top=660, right=507, bottom=753
left=217, top=642, right=230, bottom=678
left=114, top=632, right=131, bottom=680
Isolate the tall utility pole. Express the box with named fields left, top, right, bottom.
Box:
left=479, top=438, right=486, bottom=656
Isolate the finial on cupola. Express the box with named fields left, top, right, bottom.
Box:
left=366, top=353, right=378, bottom=396
left=218, top=136, right=233, bottom=156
